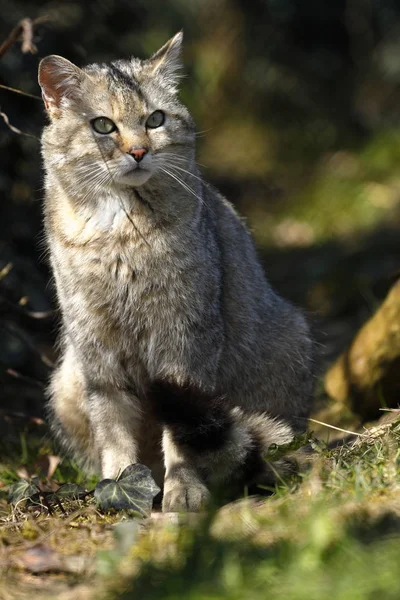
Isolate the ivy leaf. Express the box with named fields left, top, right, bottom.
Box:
left=94, top=464, right=160, bottom=516
left=8, top=479, right=40, bottom=504
left=264, top=431, right=312, bottom=462
left=55, top=483, right=86, bottom=500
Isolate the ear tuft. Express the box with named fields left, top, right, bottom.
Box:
left=38, top=55, right=83, bottom=115
left=148, top=31, right=184, bottom=89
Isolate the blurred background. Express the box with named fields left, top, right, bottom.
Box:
left=1, top=0, right=400, bottom=418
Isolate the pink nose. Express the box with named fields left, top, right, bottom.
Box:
left=128, top=147, right=148, bottom=162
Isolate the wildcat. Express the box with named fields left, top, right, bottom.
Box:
left=38, top=32, right=314, bottom=512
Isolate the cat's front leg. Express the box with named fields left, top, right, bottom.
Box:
left=155, top=382, right=294, bottom=512
left=162, top=428, right=210, bottom=512
left=153, top=381, right=239, bottom=512
left=87, top=382, right=141, bottom=479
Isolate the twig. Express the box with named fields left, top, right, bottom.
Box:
left=6, top=368, right=44, bottom=389
left=0, top=262, right=12, bottom=279
left=0, top=408, right=45, bottom=424
left=0, top=294, right=55, bottom=323
left=2, top=320, right=54, bottom=369
left=39, top=493, right=53, bottom=516
left=0, top=83, right=42, bottom=100
left=0, top=107, right=39, bottom=140
left=0, top=17, right=49, bottom=102
left=0, top=16, right=49, bottom=58
left=308, top=417, right=364, bottom=437
left=55, top=497, right=67, bottom=516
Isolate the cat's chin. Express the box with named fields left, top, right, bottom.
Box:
left=115, top=169, right=153, bottom=188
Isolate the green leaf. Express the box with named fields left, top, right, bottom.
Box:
left=8, top=479, right=40, bottom=504
left=94, top=463, right=160, bottom=516
left=56, top=483, right=86, bottom=500
left=264, top=431, right=312, bottom=461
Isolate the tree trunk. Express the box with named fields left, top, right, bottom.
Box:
left=325, top=279, right=400, bottom=420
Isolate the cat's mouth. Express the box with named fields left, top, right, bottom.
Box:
left=125, top=162, right=151, bottom=176
left=128, top=164, right=147, bottom=174
left=116, top=164, right=153, bottom=187
left=111, top=153, right=154, bottom=187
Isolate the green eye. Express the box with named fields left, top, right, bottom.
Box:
left=146, top=110, right=165, bottom=129
left=91, top=117, right=117, bottom=134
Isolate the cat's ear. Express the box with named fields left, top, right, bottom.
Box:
left=38, top=55, right=84, bottom=116
left=148, top=31, right=183, bottom=89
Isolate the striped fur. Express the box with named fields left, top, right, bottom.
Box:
left=39, top=33, right=315, bottom=511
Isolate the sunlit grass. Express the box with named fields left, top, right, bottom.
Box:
left=105, top=416, right=400, bottom=600
left=1, top=412, right=399, bottom=600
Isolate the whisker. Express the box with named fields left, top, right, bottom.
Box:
left=72, top=169, right=112, bottom=192
left=73, top=168, right=108, bottom=180
left=71, top=176, right=112, bottom=206
left=161, top=161, right=204, bottom=183
left=90, top=134, right=151, bottom=249
left=74, top=171, right=111, bottom=188
left=195, top=128, right=213, bottom=137
left=156, top=151, right=207, bottom=169
left=159, top=166, right=209, bottom=210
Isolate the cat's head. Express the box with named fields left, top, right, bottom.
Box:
left=39, top=32, right=195, bottom=190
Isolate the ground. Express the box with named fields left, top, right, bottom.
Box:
left=1, top=409, right=399, bottom=600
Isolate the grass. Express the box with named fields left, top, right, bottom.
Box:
left=0, top=411, right=399, bottom=599
left=111, top=415, right=400, bottom=600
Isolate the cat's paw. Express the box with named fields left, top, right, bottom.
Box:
left=162, top=483, right=210, bottom=512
